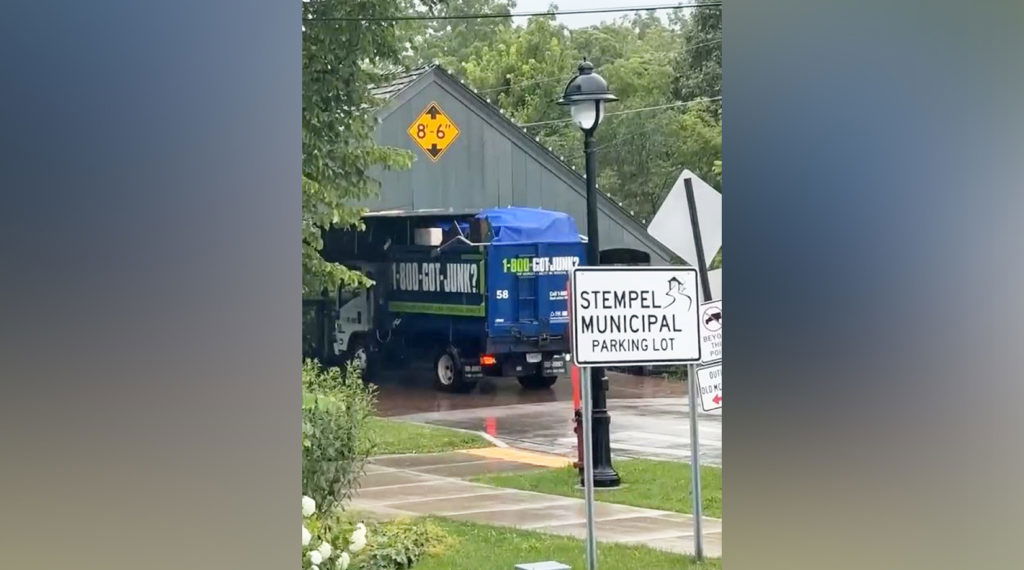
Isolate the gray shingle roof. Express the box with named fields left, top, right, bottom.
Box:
left=369, top=65, right=433, bottom=101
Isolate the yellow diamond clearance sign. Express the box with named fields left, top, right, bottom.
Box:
left=407, top=102, right=460, bottom=161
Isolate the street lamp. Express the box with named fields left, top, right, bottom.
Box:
left=558, top=61, right=621, bottom=488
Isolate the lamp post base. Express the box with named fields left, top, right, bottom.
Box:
left=592, top=466, right=622, bottom=488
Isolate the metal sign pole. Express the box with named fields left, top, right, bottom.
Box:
left=580, top=366, right=598, bottom=570
left=687, top=363, right=705, bottom=560
left=683, top=174, right=712, bottom=562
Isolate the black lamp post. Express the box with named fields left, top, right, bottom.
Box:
left=558, top=61, right=621, bottom=488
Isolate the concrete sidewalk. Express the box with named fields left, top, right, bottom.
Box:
left=350, top=450, right=722, bottom=558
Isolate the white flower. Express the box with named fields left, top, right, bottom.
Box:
left=308, top=550, right=323, bottom=565
left=316, top=541, right=332, bottom=559
left=301, top=525, right=311, bottom=546
left=310, top=566, right=319, bottom=570
left=348, top=523, right=367, bottom=553
left=301, top=495, right=316, bottom=517
left=338, top=551, right=350, bottom=570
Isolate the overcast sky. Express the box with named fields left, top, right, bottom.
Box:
left=510, top=0, right=674, bottom=28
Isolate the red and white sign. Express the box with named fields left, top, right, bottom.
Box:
left=695, top=364, right=722, bottom=413
left=699, top=300, right=722, bottom=364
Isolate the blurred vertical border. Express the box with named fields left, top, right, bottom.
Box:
left=0, top=2, right=299, bottom=569
left=725, top=0, right=1024, bottom=568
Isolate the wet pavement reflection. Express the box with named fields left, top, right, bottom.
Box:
left=371, top=361, right=719, bottom=465
left=373, top=364, right=684, bottom=417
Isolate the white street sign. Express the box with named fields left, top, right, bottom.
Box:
left=647, top=171, right=721, bottom=273
left=695, top=364, right=722, bottom=412
left=699, top=300, right=722, bottom=364
left=571, top=267, right=701, bottom=366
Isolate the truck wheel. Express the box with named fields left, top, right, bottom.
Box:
left=517, top=374, right=558, bottom=390
left=433, top=347, right=476, bottom=393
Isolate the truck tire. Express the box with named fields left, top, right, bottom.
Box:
left=433, top=346, right=476, bottom=393
left=517, top=374, right=558, bottom=390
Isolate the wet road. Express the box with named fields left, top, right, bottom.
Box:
left=373, top=367, right=683, bottom=417
left=371, top=365, right=722, bottom=466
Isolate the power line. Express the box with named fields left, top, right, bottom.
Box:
left=305, top=2, right=722, bottom=23
left=518, top=96, right=720, bottom=127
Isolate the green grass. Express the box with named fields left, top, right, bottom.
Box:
left=473, top=458, right=723, bottom=518
left=368, top=418, right=491, bottom=455
left=414, top=518, right=720, bottom=570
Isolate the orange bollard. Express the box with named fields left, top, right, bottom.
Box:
left=571, top=363, right=584, bottom=471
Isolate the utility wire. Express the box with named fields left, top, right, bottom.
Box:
left=517, top=96, right=720, bottom=127
left=305, top=2, right=722, bottom=23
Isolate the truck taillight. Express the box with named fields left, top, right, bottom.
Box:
left=480, top=354, right=497, bottom=366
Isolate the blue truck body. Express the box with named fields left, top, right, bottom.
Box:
left=312, top=207, right=586, bottom=391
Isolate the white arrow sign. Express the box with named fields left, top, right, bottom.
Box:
left=647, top=171, right=722, bottom=300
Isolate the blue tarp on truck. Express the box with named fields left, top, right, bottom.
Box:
left=476, top=207, right=582, bottom=245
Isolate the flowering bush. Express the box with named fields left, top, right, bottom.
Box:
left=302, top=495, right=370, bottom=570
left=302, top=359, right=377, bottom=512
left=300, top=361, right=451, bottom=568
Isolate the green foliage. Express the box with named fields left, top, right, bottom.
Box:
left=304, top=511, right=452, bottom=570
left=361, top=518, right=454, bottom=570
left=709, top=248, right=722, bottom=270
left=400, top=0, right=517, bottom=77
left=302, top=360, right=378, bottom=511
left=672, top=5, right=722, bottom=110
left=302, top=0, right=417, bottom=295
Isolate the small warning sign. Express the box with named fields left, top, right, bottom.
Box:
left=695, top=363, right=722, bottom=412
left=407, top=102, right=460, bottom=161
left=699, top=300, right=722, bottom=364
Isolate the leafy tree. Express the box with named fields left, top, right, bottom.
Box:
left=401, top=0, right=518, bottom=77
left=672, top=5, right=722, bottom=108
left=302, top=0, right=418, bottom=295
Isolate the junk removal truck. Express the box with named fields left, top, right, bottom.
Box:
left=302, top=207, right=586, bottom=393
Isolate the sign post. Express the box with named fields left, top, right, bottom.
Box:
left=687, top=361, right=704, bottom=559
left=648, top=172, right=722, bottom=561
left=570, top=265, right=702, bottom=568
left=683, top=174, right=717, bottom=561
left=580, top=367, right=598, bottom=570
